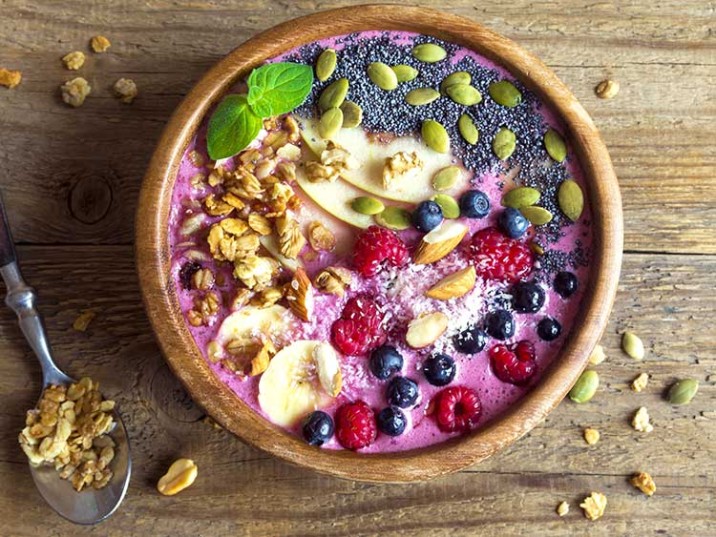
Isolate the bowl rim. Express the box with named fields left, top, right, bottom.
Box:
left=135, top=4, right=623, bottom=482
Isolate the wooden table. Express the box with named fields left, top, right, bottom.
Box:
left=0, top=1, right=713, bottom=535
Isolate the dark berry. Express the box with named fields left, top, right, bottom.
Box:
left=485, top=310, right=515, bottom=340
left=489, top=341, right=537, bottom=385
left=537, top=317, right=562, bottom=341
left=422, top=354, right=456, bottom=386
left=498, top=207, right=530, bottom=239
left=376, top=406, right=407, bottom=436
left=386, top=377, right=419, bottom=408
left=453, top=325, right=487, bottom=354
left=178, top=261, right=201, bottom=290
left=459, top=189, right=490, bottom=218
left=369, top=345, right=404, bottom=379
left=301, top=411, right=334, bottom=446
left=466, top=227, right=534, bottom=283
left=554, top=271, right=578, bottom=298
left=512, top=282, right=546, bottom=313
left=433, top=386, right=482, bottom=433
left=334, top=401, right=377, bottom=450
left=412, top=200, right=444, bottom=232
left=352, top=225, right=409, bottom=277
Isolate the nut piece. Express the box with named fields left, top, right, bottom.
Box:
left=60, top=77, right=91, bottom=107
left=580, top=492, right=607, bottom=521
left=248, top=338, right=276, bottom=376
left=631, top=372, right=649, bottom=393
left=414, top=221, right=468, bottom=265
left=285, top=268, right=314, bottom=322
left=307, top=221, right=336, bottom=252
left=632, top=406, right=653, bottom=433
left=113, top=78, right=138, bottom=103
left=383, top=150, right=424, bottom=189
left=406, top=312, right=449, bottom=348
left=0, top=67, right=22, bottom=88
left=425, top=267, right=476, bottom=300
left=90, top=35, right=111, bottom=53
left=595, top=79, right=619, bottom=100
left=588, top=344, right=606, bottom=365
left=157, top=458, right=198, bottom=496
left=583, top=427, right=600, bottom=445
left=314, top=266, right=352, bottom=297
left=61, top=51, right=86, bottom=70
left=72, top=309, right=97, bottom=332
left=556, top=501, right=569, bottom=517
left=630, top=472, right=656, bottom=496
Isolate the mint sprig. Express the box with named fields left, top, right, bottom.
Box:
left=206, top=62, right=313, bottom=160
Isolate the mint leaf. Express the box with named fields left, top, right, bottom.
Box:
left=247, top=62, right=313, bottom=117
left=206, top=94, right=262, bottom=160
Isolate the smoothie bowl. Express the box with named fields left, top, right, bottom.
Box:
left=136, top=6, right=622, bottom=481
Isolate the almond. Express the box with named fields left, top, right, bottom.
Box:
left=413, top=221, right=468, bottom=264
left=286, top=268, right=313, bottom=321
left=405, top=311, right=449, bottom=348
left=425, top=267, right=476, bottom=300
left=314, top=342, right=342, bottom=397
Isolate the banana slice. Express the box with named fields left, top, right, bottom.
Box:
left=215, top=305, right=290, bottom=348
left=258, top=340, right=342, bottom=427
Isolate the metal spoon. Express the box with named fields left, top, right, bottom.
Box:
left=0, top=194, right=131, bottom=524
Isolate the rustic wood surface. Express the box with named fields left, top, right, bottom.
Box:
left=0, top=0, right=713, bottom=535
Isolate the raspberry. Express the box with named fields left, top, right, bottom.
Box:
left=466, top=227, right=533, bottom=283
left=335, top=401, right=377, bottom=450
left=331, top=296, right=386, bottom=355
left=352, top=225, right=409, bottom=277
left=489, top=341, right=537, bottom=385
left=433, top=386, right=482, bottom=433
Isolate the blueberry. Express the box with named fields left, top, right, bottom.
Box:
left=459, top=189, right=490, bottom=218
left=376, top=406, right=407, bottom=436
left=386, top=377, right=419, bottom=408
left=537, top=317, right=562, bottom=341
left=412, top=200, right=444, bottom=232
left=301, top=411, right=334, bottom=446
left=369, top=345, right=404, bottom=379
left=513, top=282, right=546, bottom=313
left=554, top=271, right=578, bottom=298
left=498, top=207, right=530, bottom=238
left=423, top=354, right=456, bottom=386
left=453, top=325, right=487, bottom=354
left=485, top=310, right=515, bottom=340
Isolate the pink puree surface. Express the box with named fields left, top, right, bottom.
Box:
left=167, top=31, right=592, bottom=453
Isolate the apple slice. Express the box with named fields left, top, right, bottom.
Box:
left=295, top=170, right=374, bottom=229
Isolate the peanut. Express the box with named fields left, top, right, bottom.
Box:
left=157, top=458, right=198, bottom=496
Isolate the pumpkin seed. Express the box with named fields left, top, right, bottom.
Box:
left=502, top=186, right=541, bottom=208
left=421, top=119, right=450, bottom=154
left=392, top=64, right=418, bottom=83
left=544, top=129, right=567, bottom=163
left=432, top=166, right=461, bottom=191
left=351, top=196, right=384, bottom=215
left=319, top=107, right=343, bottom=139
left=440, top=71, right=471, bottom=94
left=431, top=194, right=460, bottom=219
left=318, top=78, right=349, bottom=111
left=492, top=127, right=516, bottom=160
left=315, top=48, right=337, bottom=82
left=340, top=100, right=363, bottom=128
left=412, top=43, right=447, bottom=63
left=458, top=113, right=479, bottom=145
left=558, top=179, right=584, bottom=222
left=367, top=62, right=398, bottom=91
left=667, top=379, right=699, bottom=405
left=569, top=370, right=599, bottom=403
left=520, top=206, right=553, bottom=225
left=405, top=87, right=440, bottom=106
left=488, top=80, right=522, bottom=108
left=446, top=84, right=482, bottom=106
left=622, top=331, right=645, bottom=360
left=375, top=206, right=412, bottom=230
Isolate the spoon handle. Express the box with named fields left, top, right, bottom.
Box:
left=0, top=194, right=68, bottom=386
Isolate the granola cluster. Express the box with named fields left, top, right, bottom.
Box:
left=304, top=140, right=359, bottom=183
left=18, top=377, right=116, bottom=492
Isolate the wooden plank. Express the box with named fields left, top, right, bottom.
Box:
left=0, top=246, right=713, bottom=534
left=0, top=1, right=714, bottom=252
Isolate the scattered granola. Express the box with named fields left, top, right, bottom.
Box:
left=307, top=221, right=336, bottom=251
left=60, top=77, right=91, bottom=107
left=583, top=427, right=600, bottom=445
left=632, top=406, right=654, bottom=433
left=61, top=51, right=86, bottom=70
left=305, top=141, right=358, bottom=183
left=113, top=78, right=138, bottom=103
left=90, top=35, right=111, bottom=53
left=72, top=309, right=97, bottom=332
left=18, top=377, right=116, bottom=492
left=631, top=372, right=649, bottom=393
left=191, top=267, right=215, bottom=290
left=275, top=214, right=306, bottom=259
left=0, top=67, right=22, bottom=88
left=314, top=266, right=352, bottom=297
left=556, top=501, right=569, bottom=517
left=383, top=150, right=424, bottom=189
left=285, top=268, right=313, bottom=321
left=157, top=458, right=197, bottom=496
left=580, top=492, right=607, bottom=521
left=588, top=344, right=606, bottom=366
left=630, top=472, right=656, bottom=496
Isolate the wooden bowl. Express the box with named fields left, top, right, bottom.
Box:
left=136, top=5, right=623, bottom=482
